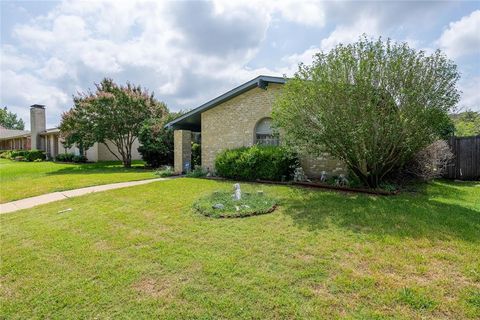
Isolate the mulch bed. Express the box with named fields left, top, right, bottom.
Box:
left=202, top=177, right=398, bottom=196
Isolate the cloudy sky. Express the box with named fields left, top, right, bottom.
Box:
left=1, top=0, right=479, bottom=128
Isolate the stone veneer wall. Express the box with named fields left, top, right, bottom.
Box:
left=173, top=130, right=192, bottom=173
left=200, top=83, right=346, bottom=178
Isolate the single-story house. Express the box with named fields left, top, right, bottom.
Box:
left=0, top=104, right=141, bottom=162
left=166, top=75, right=345, bottom=177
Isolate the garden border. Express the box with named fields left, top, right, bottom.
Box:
left=194, top=204, right=277, bottom=219
left=202, top=177, right=398, bottom=196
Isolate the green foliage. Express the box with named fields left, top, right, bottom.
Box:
left=137, top=113, right=177, bottom=168
left=72, top=155, right=88, bottom=163
left=186, top=165, right=206, bottom=178
left=55, top=153, right=75, bottom=162
left=0, top=106, right=25, bottom=130
left=60, top=78, right=168, bottom=168
left=193, top=188, right=277, bottom=218
left=0, top=150, right=13, bottom=159
left=24, top=150, right=46, bottom=162
left=191, top=142, right=201, bottom=167
left=273, top=36, right=460, bottom=188
left=55, top=153, right=87, bottom=163
left=452, top=110, right=480, bottom=137
left=2, top=150, right=46, bottom=162
left=155, top=166, right=175, bottom=177
left=214, top=145, right=298, bottom=181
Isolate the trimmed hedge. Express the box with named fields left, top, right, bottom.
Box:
left=55, top=153, right=87, bottom=163
left=1, top=150, right=46, bottom=161
left=214, top=145, right=298, bottom=181
left=24, top=150, right=46, bottom=161
left=55, top=153, right=74, bottom=162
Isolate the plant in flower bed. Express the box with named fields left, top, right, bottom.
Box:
left=2, top=149, right=46, bottom=162
left=214, top=145, right=298, bottom=181
left=193, top=186, right=277, bottom=218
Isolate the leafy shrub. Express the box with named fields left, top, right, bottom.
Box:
left=191, top=142, right=201, bottom=167
left=186, top=165, right=206, bottom=178
left=0, top=150, right=13, bottom=159
left=72, top=155, right=88, bottom=163
left=10, top=150, right=26, bottom=158
left=214, top=145, right=298, bottom=181
left=24, top=150, right=46, bottom=162
left=2, top=150, right=45, bottom=161
left=155, top=166, right=175, bottom=177
left=137, top=118, right=174, bottom=168
left=55, top=153, right=75, bottom=162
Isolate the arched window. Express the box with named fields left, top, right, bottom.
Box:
left=255, top=117, right=279, bottom=146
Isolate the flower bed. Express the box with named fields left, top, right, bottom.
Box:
left=193, top=189, right=277, bottom=218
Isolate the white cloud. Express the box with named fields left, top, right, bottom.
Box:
left=281, top=17, right=381, bottom=72
left=1, top=70, right=69, bottom=128
left=275, top=1, right=326, bottom=27
left=459, top=76, right=480, bottom=110
left=3, top=0, right=288, bottom=124
left=320, top=18, right=380, bottom=52
left=438, top=10, right=480, bottom=58
left=2, top=0, right=479, bottom=127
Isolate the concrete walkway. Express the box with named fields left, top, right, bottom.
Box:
left=0, top=178, right=167, bottom=214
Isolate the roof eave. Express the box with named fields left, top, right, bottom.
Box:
left=165, top=75, right=286, bottom=130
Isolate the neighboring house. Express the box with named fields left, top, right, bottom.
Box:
left=166, top=75, right=345, bottom=177
left=0, top=105, right=142, bottom=162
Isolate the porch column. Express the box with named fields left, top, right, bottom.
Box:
left=174, top=130, right=192, bottom=174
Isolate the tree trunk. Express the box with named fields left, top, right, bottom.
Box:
left=123, top=156, right=131, bottom=168
left=122, top=152, right=132, bottom=168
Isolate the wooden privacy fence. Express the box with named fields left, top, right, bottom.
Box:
left=446, top=135, right=480, bottom=180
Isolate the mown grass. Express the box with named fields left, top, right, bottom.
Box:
left=0, top=159, right=155, bottom=203
left=1, top=178, right=479, bottom=319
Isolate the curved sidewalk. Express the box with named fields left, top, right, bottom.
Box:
left=0, top=178, right=168, bottom=214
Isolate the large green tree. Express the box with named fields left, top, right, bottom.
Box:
left=60, top=79, right=167, bottom=167
left=0, top=107, right=25, bottom=130
left=452, top=110, right=480, bottom=137
left=273, top=37, right=460, bottom=188
left=137, top=112, right=183, bottom=168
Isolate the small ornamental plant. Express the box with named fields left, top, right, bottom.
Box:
left=193, top=184, right=277, bottom=218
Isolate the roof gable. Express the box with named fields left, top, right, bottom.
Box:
left=166, top=75, right=286, bottom=131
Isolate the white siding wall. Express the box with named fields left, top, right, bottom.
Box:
left=97, top=139, right=142, bottom=161
left=56, top=137, right=142, bottom=162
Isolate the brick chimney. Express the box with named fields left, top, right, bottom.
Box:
left=30, top=104, right=46, bottom=150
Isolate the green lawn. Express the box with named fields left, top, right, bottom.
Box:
left=0, top=159, right=156, bottom=203
left=1, top=178, right=479, bottom=318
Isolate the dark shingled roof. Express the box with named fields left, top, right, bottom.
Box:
left=0, top=127, right=30, bottom=140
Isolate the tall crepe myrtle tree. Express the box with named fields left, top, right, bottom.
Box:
left=60, top=78, right=168, bottom=167
left=272, top=37, right=460, bottom=188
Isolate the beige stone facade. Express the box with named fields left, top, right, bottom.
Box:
left=173, top=130, right=192, bottom=173
left=201, top=84, right=281, bottom=171
left=199, top=83, right=345, bottom=177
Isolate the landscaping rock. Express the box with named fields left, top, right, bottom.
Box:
left=212, top=203, right=225, bottom=210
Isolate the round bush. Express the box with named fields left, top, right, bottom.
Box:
left=193, top=189, right=277, bottom=218
left=214, top=145, right=298, bottom=181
